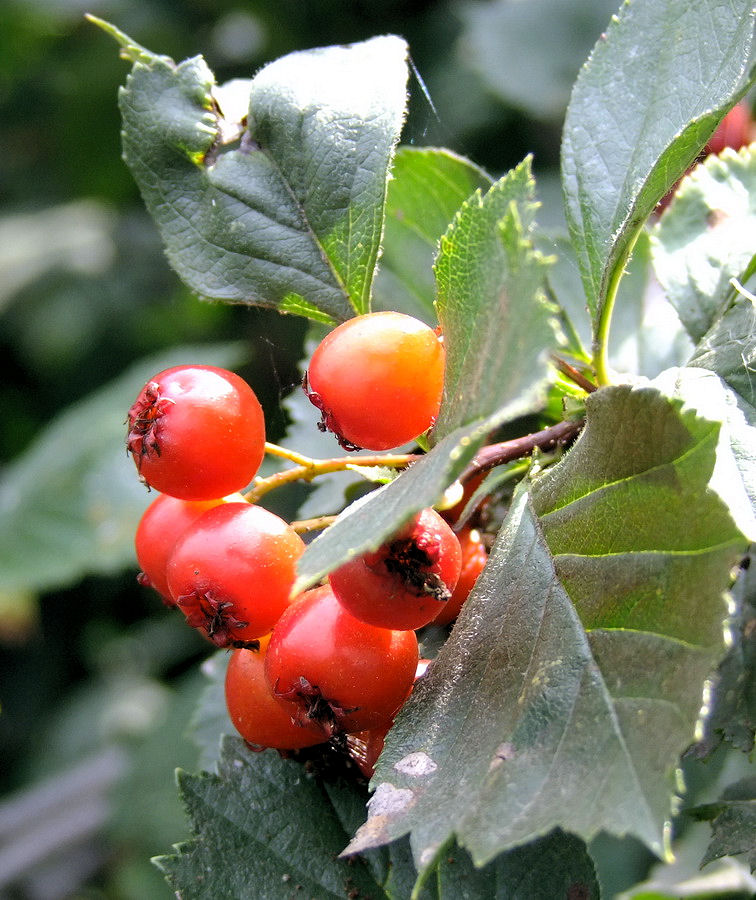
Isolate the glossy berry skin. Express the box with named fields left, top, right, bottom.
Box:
left=265, top=584, right=418, bottom=737
left=330, top=508, right=462, bottom=631
left=225, top=639, right=326, bottom=751
left=434, top=527, right=488, bottom=626
left=705, top=101, right=753, bottom=156
left=166, top=502, right=304, bottom=647
left=126, top=365, right=265, bottom=500
left=304, top=311, right=445, bottom=451
left=134, top=493, right=238, bottom=604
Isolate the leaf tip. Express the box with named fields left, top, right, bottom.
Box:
left=85, top=14, right=164, bottom=66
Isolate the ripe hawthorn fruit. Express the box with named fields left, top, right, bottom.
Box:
left=329, top=508, right=462, bottom=631
left=134, top=492, right=241, bottom=604
left=264, top=583, right=418, bottom=737
left=433, top=526, right=488, bottom=626
left=304, top=311, right=445, bottom=451
left=166, top=502, right=304, bottom=647
left=225, top=638, right=326, bottom=751
left=126, top=364, right=265, bottom=500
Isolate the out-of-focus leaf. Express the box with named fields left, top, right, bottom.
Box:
left=346, top=386, right=746, bottom=870
left=561, top=0, right=755, bottom=342
left=653, top=366, right=756, bottom=541
left=111, top=20, right=408, bottom=323
left=458, top=0, right=619, bottom=119
left=434, top=157, right=557, bottom=440
left=651, top=144, right=756, bottom=342
left=0, top=344, right=246, bottom=594
left=0, top=200, right=115, bottom=312
left=189, top=652, right=233, bottom=774
left=696, top=550, right=756, bottom=755
left=689, top=777, right=756, bottom=872
left=374, top=146, right=492, bottom=323
left=688, top=292, right=756, bottom=410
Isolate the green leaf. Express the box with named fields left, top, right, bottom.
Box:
left=189, top=652, right=233, bottom=774
left=374, top=146, right=492, bottom=323
left=116, top=30, right=408, bottom=322
left=433, top=158, right=558, bottom=440
left=154, top=736, right=389, bottom=898
left=346, top=386, right=746, bottom=870
left=689, top=777, right=756, bottom=872
left=433, top=832, right=600, bottom=900
left=561, top=0, right=755, bottom=340
left=293, top=387, right=546, bottom=595
left=651, top=144, right=756, bottom=343
left=0, top=343, right=246, bottom=594
left=459, top=0, right=620, bottom=119
left=652, top=366, right=756, bottom=542
left=696, top=550, right=756, bottom=755
left=688, top=292, right=756, bottom=410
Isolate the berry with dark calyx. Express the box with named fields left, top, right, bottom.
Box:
left=329, top=508, right=462, bottom=631
left=134, top=492, right=242, bottom=604
left=225, top=638, right=327, bottom=751
left=166, top=502, right=304, bottom=646
left=126, top=364, right=266, bottom=500
left=345, top=657, right=430, bottom=778
left=433, top=526, right=488, bottom=626
left=304, top=311, right=445, bottom=451
left=264, top=583, right=418, bottom=736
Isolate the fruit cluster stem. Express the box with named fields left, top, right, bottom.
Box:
left=245, top=445, right=420, bottom=504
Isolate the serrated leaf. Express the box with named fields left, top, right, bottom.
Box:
left=689, top=776, right=756, bottom=872
left=117, top=31, right=408, bottom=322
left=346, top=386, right=746, bottom=871
left=688, top=292, right=756, bottom=410
left=0, top=343, right=246, bottom=594
left=651, top=144, right=756, bottom=342
left=434, top=158, right=557, bottom=440
left=374, top=147, right=492, bottom=323
left=653, top=366, right=756, bottom=541
left=459, top=0, right=620, bottom=120
left=294, top=387, right=546, bottom=595
left=561, top=0, right=755, bottom=342
left=155, top=736, right=388, bottom=898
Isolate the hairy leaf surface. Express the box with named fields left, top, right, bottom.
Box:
left=434, top=158, right=557, bottom=440
left=117, top=30, right=408, bottom=322
left=651, top=144, right=756, bottom=342
left=561, top=0, right=755, bottom=340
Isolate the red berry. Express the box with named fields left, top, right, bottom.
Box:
left=705, top=101, right=753, bottom=156
left=304, top=311, right=445, bottom=451
left=264, top=584, right=418, bottom=737
left=134, top=493, right=238, bottom=604
left=329, top=508, right=462, bottom=631
left=433, top=526, right=488, bottom=626
left=166, top=502, right=304, bottom=646
left=225, top=638, right=326, bottom=751
left=126, top=365, right=265, bottom=500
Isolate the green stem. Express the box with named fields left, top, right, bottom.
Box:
left=592, top=230, right=641, bottom=387
left=245, top=449, right=419, bottom=504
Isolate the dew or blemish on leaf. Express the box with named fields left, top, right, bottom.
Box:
left=341, top=783, right=415, bottom=856
left=394, top=751, right=438, bottom=777
left=419, top=843, right=442, bottom=868
left=488, top=741, right=516, bottom=772
left=367, top=782, right=415, bottom=815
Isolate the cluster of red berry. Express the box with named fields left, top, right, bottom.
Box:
left=126, top=312, right=488, bottom=776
